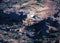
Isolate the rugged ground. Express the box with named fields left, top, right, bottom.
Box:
left=0, top=0, right=60, bottom=43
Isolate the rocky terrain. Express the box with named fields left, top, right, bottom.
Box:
left=0, top=0, right=60, bottom=43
